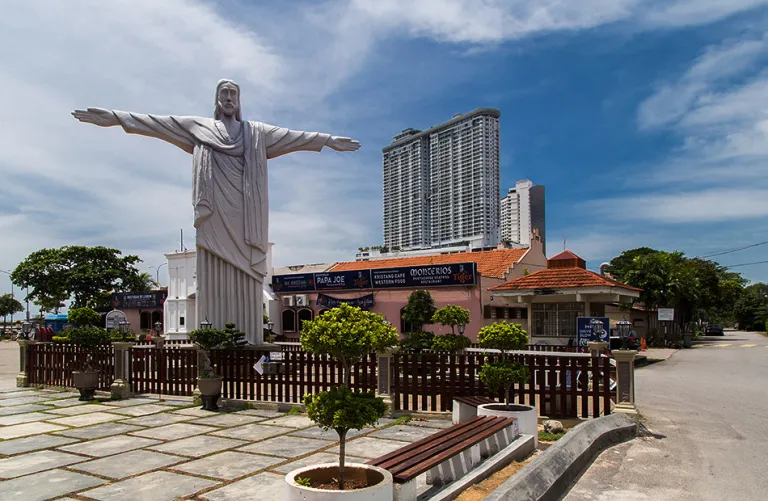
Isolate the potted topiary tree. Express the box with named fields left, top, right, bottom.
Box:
left=285, top=303, right=398, bottom=499
left=476, top=322, right=537, bottom=444
left=189, top=327, right=228, bottom=410
left=68, top=307, right=110, bottom=401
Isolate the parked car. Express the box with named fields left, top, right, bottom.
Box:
left=705, top=324, right=724, bottom=336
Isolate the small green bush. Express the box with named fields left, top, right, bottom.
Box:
left=295, top=477, right=312, bottom=488
left=431, top=333, right=471, bottom=352
left=431, top=305, right=470, bottom=334
left=68, top=307, right=100, bottom=327
left=69, top=327, right=111, bottom=371
left=189, top=328, right=228, bottom=378
left=399, top=331, right=434, bottom=352
left=52, top=336, right=70, bottom=343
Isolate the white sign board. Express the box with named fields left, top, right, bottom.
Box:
left=658, top=308, right=675, bottom=322
left=105, top=309, right=127, bottom=330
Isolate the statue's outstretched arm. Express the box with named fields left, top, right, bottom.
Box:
left=263, top=123, right=360, bottom=159
left=72, top=107, right=196, bottom=154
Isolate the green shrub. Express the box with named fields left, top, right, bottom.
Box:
left=221, top=323, right=247, bottom=349
left=399, top=331, right=434, bottom=352
left=431, top=305, right=470, bottom=335
left=431, top=333, right=471, bottom=352
left=69, top=327, right=110, bottom=371
left=52, top=336, right=71, bottom=343
left=295, top=477, right=312, bottom=488
left=189, top=328, right=228, bottom=378
left=477, top=322, right=530, bottom=406
left=68, top=307, right=100, bottom=327
left=478, top=322, right=528, bottom=356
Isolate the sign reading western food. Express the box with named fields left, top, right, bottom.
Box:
left=272, top=262, right=476, bottom=292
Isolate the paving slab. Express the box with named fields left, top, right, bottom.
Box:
left=211, top=423, right=293, bottom=441
left=104, top=404, right=171, bottom=416
left=0, top=450, right=87, bottom=478
left=81, top=470, right=218, bottom=501
left=48, top=404, right=114, bottom=416
left=0, top=396, right=53, bottom=406
left=233, top=408, right=285, bottom=418
left=54, top=422, right=145, bottom=440
left=120, top=412, right=194, bottom=427
left=171, top=407, right=221, bottom=417
left=0, top=468, right=105, bottom=501
left=199, top=471, right=284, bottom=501
left=238, top=435, right=331, bottom=458
left=370, top=424, right=439, bottom=442
left=59, top=435, right=161, bottom=457
left=0, top=411, right=59, bottom=425
left=99, top=397, right=164, bottom=407
left=47, top=397, right=91, bottom=407
left=289, top=426, right=366, bottom=441
left=46, top=411, right=124, bottom=427
left=271, top=451, right=365, bottom=473
left=171, top=451, right=283, bottom=480
left=0, top=403, right=53, bottom=415
left=329, top=437, right=412, bottom=459
left=258, top=414, right=314, bottom=428
left=0, top=434, right=80, bottom=455
left=0, top=421, right=67, bottom=439
left=71, top=449, right=185, bottom=479
left=0, top=390, right=43, bottom=399
left=148, top=435, right=248, bottom=457
left=131, top=423, right=218, bottom=440
left=156, top=399, right=194, bottom=406
left=189, top=413, right=267, bottom=428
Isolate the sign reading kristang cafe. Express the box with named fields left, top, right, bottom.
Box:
left=272, top=262, right=477, bottom=293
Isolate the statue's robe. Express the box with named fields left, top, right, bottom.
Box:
left=113, top=111, right=330, bottom=343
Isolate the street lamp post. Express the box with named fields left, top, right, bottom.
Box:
left=149, top=263, right=167, bottom=285
left=119, top=320, right=131, bottom=339
left=616, top=320, right=631, bottom=351
left=21, top=321, right=32, bottom=341
left=457, top=323, right=466, bottom=336
left=200, top=317, right=212, bottom=330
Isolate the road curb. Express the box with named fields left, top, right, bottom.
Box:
left=484, top=413, right=638, bottom=501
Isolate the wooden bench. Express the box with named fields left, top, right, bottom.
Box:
left=452, top=396, right=496, bottom=423
left=367, top=415, right=518, bottom=501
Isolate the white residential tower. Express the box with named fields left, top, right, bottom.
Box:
left=500, top=180, right=546, bottom=254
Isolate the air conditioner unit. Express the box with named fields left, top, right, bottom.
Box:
left=295, top=295, right=309, bottom=307
left=282, top=296, right=295, bottom=307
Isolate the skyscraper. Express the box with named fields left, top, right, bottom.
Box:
left=382, top=109, right=501, bottom=250
left=500, top=179, right=546, bottom=254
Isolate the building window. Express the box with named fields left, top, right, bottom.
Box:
left=483, top=305, right=492, bottom=319
left=140, top=312, right=151, bottom=330
left=401, top=307, right=416, bottom=333
left=151, top=311, right=163, bottom=331
left=282, top=309, right=297, bottom=333
left=297, top=309, right=313, bottom=331
left=531, top=303, right=583, bottom=338
left=179, top=316, right=185, bottom=326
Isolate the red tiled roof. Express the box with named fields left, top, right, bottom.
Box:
left=489, top=266, right=641, bottom=292
left=549, top=250, right=581, bottom=261
left=331, top=248, right=529, bottom=279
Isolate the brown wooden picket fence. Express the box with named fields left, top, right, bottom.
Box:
left=27, top=342, right=114, bottom=391
left=391, top=351, right=614, bottom=418
left=130, top=346, right=198, bottom=396
left=209, top=350, right=377, bottom=402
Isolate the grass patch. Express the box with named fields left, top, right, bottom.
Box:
left=390, top=415, right=412, bottom=426
left=287, top=406, right=304, bottom=416
left=538, top=430, right=566, bottom=442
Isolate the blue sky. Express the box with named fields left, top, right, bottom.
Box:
left=1, top=0, right=767, bottom=298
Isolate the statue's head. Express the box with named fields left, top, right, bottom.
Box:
left=214, top=79, right=241, bottom=120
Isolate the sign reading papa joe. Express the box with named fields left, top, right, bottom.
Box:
left=272, top=262, right=477, bottom=293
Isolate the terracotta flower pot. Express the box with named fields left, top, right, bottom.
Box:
left=72, top=370, right=99, bottom=401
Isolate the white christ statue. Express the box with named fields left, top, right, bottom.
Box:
left=72, top=79, right=360, bottom=344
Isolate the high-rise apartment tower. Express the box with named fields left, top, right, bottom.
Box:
left=382, top=109, right=501, bottom=250
left=500, top=179, right=546, bottom=254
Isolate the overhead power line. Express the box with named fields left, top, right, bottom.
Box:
left=698, top=240, right=768, bottom=259
left=723, top=260, right=768, bottom=269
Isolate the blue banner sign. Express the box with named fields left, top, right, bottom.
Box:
left=314, top=270, right=372, bottom=291
left=316, top=293, right=375, bottom=309
left=576, top=317, right=610, bottom=347
left=272, top=262, right=477, bottom=292
left=271, top=274, right=315, bottom=293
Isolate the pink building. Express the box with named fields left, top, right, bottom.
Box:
left=273, top=237, right=547, bottom=342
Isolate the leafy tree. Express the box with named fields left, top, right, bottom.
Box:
left=431, top=333, right=471, bottom=352
left=300, top=303, right=397, bottom=489
left=34, top=294, right=67, bottom=315
left=399, top=331, right=435, bottom=352
left=431, top=305, right=471, bottom=335
left=221, top=322, right=247, bottom=349
left=402, top=290, right=436, bottom=333
left=68, top=307, right=101, bottom=327
left=734, top=285, right=768, bottom=331
left=603, top=247, right=658, bottom=281
left=0, top=294, right=24, bottom=326
left=120, top=271, right=159, bottom=292
left=11, top=246, right=144, bottom=309
left=477, top=322, right=530, bottom=406
left=69, top=327, right=110, bottom=371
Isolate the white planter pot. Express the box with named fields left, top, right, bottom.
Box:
left=478, top=403, right=538, bottom=447
left=285, top=463, right=393, bottom=501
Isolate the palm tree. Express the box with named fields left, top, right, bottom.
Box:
left=123, top=272, right=159, bottom=292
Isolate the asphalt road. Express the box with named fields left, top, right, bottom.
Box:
left=564, top=330, right=768, bottom=501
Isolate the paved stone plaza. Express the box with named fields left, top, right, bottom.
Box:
left=0, top=386, right=452, bottom=501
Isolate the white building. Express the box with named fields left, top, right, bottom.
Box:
left=163, top=243, right=281, bottom=339
left=500, top=180, right=546, bottom=254
left=382, top=109, right=501, bottom=251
